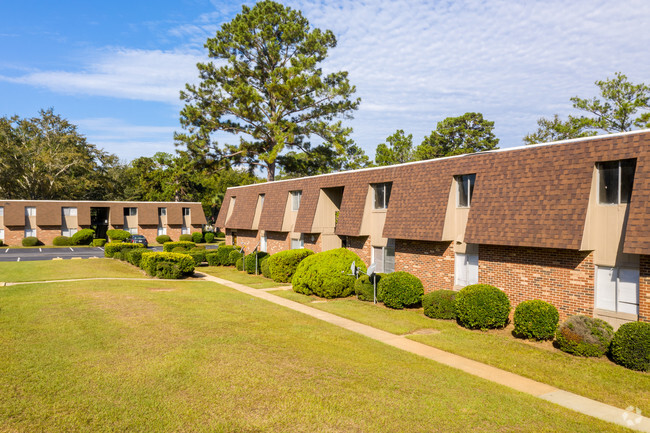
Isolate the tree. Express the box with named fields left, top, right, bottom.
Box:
left=414, top=112, right=499, bottom=160
left=523, top=115, right=596, bottom=145
left=176, top=0, right=360, bottom=181
left=375, top=130, right=414, bottom=166
left=0, top=109, right=120, bottom=200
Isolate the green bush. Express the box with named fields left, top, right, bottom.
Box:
left=229, top=250, right=243, bottom=267
left=0, top=240, right=4, bottom=246
left=106, top=229, right=130, bottom=242
left=204, top=232, right=215, bottom=243
left=236, top=257, right=244, bottom=271
left=513, top=300, right=559, bottom=341
left=215, top=245, right=238, bottom=266
left=92, top=239, right=106, bottom=247
left=162, top=241, right=195, bottom=252
left=292, top=248, right=366, bottom=298
left=378, top=272, right=424, bottom=309
left=216, top=231, right=225, bottom=239
left=610, top=322, right=650, bottom=371
left=268, top=249, right=314, bottom=282
left=22, top=237, right=39, bottom=247
left=455, top=284, right=511, bottom=330
left=139, top=252, right=195, bottom=277
left=179, top=234, right=193, bottom=242
left=206, top=252, right=220, bottom=266
left=172, top=247, right=187, bottom=253
left=190, top=246, right=206, bottom=251
left=126, top=249, right=150, bottom=267
left=156, top=262, right=183, bottom=279
left=189, top=250, right=207, bottom=265
left=53, top=236, right=72, bottom=246
left=71, top=228, right=94, bottom=245
left=354, top=273, right=384, bottom=302
left=191, top=232, right=203, bottom=243
left=423, top=290, right=457, bottom=320
left=156, top=235, right=171, bottom=244
left=555, top=315, right=614, bottom=357
left=245, top=252, right=269, bottom=274
left=260, top=255, right=271, bottom=278
left=104, top=242, right=143, bottom=258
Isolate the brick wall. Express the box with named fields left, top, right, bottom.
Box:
left=346, top=236, right=371, bottom=266
left=640, top=255, right=650, bottom=322
left=304, top=233, right=321, bottom=253
left=267, top=231, right=289, bottom=254
left=395, top=240, right=454, bottom=292
left=234, top=229, right=259, bottom=253
left=479, top=245, right=594, bottom=320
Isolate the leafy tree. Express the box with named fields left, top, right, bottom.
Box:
left=415, top=112, right=499, bottom=160
left=177, top=0, right=360, bottom=181
left=0, top=109, right=120, bottom=200
left=523, top=115, right=596, bottom=145
left=375, top=130, right=414, bottom=166
left=277, top=138, right=369, bottom=178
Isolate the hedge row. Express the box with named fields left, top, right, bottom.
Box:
left=104, top=242, right=144, bottom=257
left=162, top=241, right=195, bottom=252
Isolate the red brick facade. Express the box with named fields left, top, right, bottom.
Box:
left=346, top=236, right=371, bottom=266
left=640, top=255, right=650, bottom=323
left=395, top=240, right=455, bottom=292
left=304, top=233, right=322, bottom=253
left=266, top=231, right=289, bottom=254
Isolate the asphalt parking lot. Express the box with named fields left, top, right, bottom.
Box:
left=0, top=245, right=220, bottom=262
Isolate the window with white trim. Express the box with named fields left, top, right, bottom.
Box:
left=372, top=183, right=392, bottom=210
left=157, top=226, right=167, bottom=236
left=260, top=233, right=267, bottom=252
left=0, top=207, right=4, bottom=216
left=61, top=228, right=78, bottom=237
left=181, top=226, right=190, bottom=235
left=0, top=229, right=4, bottom=240
left=25, top=206, right=36, bottom=217
left=259, top=194, right=265, bottom=209
left=62, top=207, right=77, bottom=216
left=123, top=207, right=137, bottom=217
left=126, top=227, right=138, bottom=235
left=291, top=234, right=304, bottom=249
left=456, top=174, right=476, bottom=208
left=291, top=191, right=302, bottom=211
left=182, top=207, right=191, bottom=216
left=455, top=252, right=478, bottom=287
left=598, top=159, right=635, bottom=204
left=373, top=239, right=395, bottom=273
left=595, top=266, right=639, bottom=315
left=24, top=228, right=36, bottom=238
left=158, top=207, right=167, bottom=216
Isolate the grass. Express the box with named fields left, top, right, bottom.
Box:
left=271, top=290, right=650, bottom=415
left=200, top=265, right=284, bottom=289
left=2, top=244, right=98, bottom=249
left=0, top=259, right=148, bottom=282
left=0, top=278, right=628, bottom=432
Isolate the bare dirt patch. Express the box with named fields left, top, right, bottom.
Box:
left=405, top=328, right=441, bottom=336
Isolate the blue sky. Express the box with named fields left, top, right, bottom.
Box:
left=2, top=0, right=649, bottom=166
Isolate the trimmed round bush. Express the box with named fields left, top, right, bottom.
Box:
left=71, top=228, right=94, bottom=245
left=140, top=252, right=195, bottom=277
left=53, top=236, right=72, bottom=246
left=206, top=252, right=220, bottom=266
left=423, top=290, right=457, bottom=320
left=292, top=248, right=366, bottom=298
left=191, top=232, right=203, bottom=243
left=513, top=300, right=559, bottom=341
left=126, top=248, right=150, bottom=267
left=378, top=272, right=424, bottom=309
left=260, top=255, right=271, bottom=278
left=216, top=231, right=225, bottom=239
left=555, top=315, right=614, bottom=357
left=236, top=257, right=244, bottom=271
left=22, top=237, right=39, bottom=247
left=245, top=252, right=268, bottom=274
left=610, top=322, right=650, bottom=371
left=92, top=239, right=106, bottom=247
left=215, top=245, right=238, bottom=266
left=354, top=274, right=384, bottom=302
left=156, top=262, right=183, bottom=279
left=229, top=250, right=243, bottom=266
left=268, top=249, right=314, bottom=283
left=179, top=234, right=193, bottom=242
left=156, top=235, right=171, bottom=244
left=455, top=284, right=511, bottom=330
left=189, top=250, right=207, bottom=265
left=204, top=232, right=215, bottom=243
left=162, top=241, right=195, bottom=252
left=106, top=229, right=130, bottom=242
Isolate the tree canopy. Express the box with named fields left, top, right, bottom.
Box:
left=374, top=130, right=414, bottom=166
left=176, top=0, right=360, bottom=181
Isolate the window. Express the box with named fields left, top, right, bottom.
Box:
left=126, top=227, right=138, bottom=235
left=61, top=228, right=78, bottom=237
left=291, top=191, right=302, bottom=211
left=260, top=233, right=267, bottom=252
left=123, top=207, right=137, bottom=217
left=24, top=228, right=36, bottom=238
left=25, top=207, right=36, bottom=217
left=181, top=226, right=190, bottom=235
left=598, top=159, right=635, bottom=204
left=259, top=194, right=265, bottom=208
left=62, top=207, right=77, bottom=217
left=158, top=207, right=167, bottom=216
left=182, top=207, right=191, bottom=216
left=456, top=174, right=476, bottom=208
left=157, top=227, right=167, bottom=236
left=455, top=252, right=478, bottom=287
left=0, top=229, right=4, bottom=240
left=595, top=266, right=639, bottom=315
left=0, top=207, right=4, bottom=216
left=291, top=234, right=304, bottom=249
left=373, top=183, right=392, bottom=209
left=373, top=240, right=395, bottom=273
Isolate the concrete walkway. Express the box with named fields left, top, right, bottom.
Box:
left=199, top=273, right=650, bottom=433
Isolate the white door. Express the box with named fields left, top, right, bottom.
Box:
left=260, top=234, right=267, bottom=252
left=595, top=266, right=639, bottom=315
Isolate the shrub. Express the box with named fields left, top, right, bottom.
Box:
left=126, top=248, right=150, bottom=267
left=354, top=274, right=384, bottom=302
left=22, top=237, right=39, bottom=247
left=156, top=262, right=183, bottom=279
left=191, top=232, right=204, bottom=243
left=71, top=228, right=94, bottom=245
left=162, top=241, right=195, bottom=252
left=139, top=252, right=195, bottom=277
left=92, top=239, right=106, bottom=247
left=0, top=240, right=4, bottom=246
left=268, top=249, right=314, bottom=283
left=189, top=250, right=207, bottom=265
left=172, top=247, right=187, bottom=253
left=206, top=252, right=220, bottom=266
left=455, top=284, right=511, bottom=330
left=215, top=245, right=238, bottom=266
left=236, top=257, right=244, bottom=271
left=555, top=315, right=614, bottom=357
left=610, top=322, right=650, bottom=371
left=229, top=250, right=243, bottom=267
left=179, top=234, right=193, bottom=242
left=104, top=242, right=143, bottom=258
left=106, top=229, right=130, bottom=242
left=156, top=235, right=171, bottom=244
left=191, top=246, right=206, bottom=251
left=378, top=272, right=424, bottom=309
left=423, top=290, right=457, bottom=320
left=260, top=255, right=271, bottom=278
left=204, top=232, right=215, bottom=243
left=245, top=252, right=269, bottom=274
left=513, top=300, right=559, bottom=341
left=53, top=236, right=72, bottom=246
left=292, top=248, right=366, bottom=298
left=216, top=231, right=225, bottom=239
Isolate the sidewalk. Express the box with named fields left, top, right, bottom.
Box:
left=199, top=273, right=650, bottom=433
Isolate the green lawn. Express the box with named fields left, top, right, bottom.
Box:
left=200, top=265, right=285, bottom=289
left=270, top=290, right=650, bottom=415
left=0, top=279, right=629, bottom=432
left=0, top=259, right=148, bottom=282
